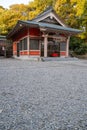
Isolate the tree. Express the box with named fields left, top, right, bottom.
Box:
left=55, top=0, right=79, bottom=27
left=80, top=0, right=87, bottom=41
left=0, top=4, right=30, bottom=35
left=9, top=4, right=29, bottom=20
left=70, top=36, right=87, bottom=55
left=27, top=0, right=56, bottom=20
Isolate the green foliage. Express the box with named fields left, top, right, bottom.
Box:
left=74, top=43, right=87, bottom=55
left=70, top=37, right=83, bottom=50
left=70, top=36, right=87, bottom=55
left=80, top=0, right=87, bottom=41
left=27, top=0, right=56, bottom=19
left=0, top=4, right=31, bottom=35
left=54, top=0, right=86, bottom=28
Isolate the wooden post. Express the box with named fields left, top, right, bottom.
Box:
left=66, top=36, right=70, bottom=57
left=44, top=34, right=48, bottom=57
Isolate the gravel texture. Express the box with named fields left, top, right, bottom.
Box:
left=0, top=58, right=87, bottom=130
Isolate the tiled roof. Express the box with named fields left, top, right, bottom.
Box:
left=21, top=20, right=82, bottom=33
left=7, top=20, right=82, bottom=38
left=39, top=22, right=82, bottom=33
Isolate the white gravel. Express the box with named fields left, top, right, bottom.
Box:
left=0, top=58, right=87, bottom=130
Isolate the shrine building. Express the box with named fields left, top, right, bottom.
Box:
left=7, top=7, right=82, bottom=60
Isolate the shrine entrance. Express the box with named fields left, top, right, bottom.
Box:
left=47, top=38, right=60, bottom=57
left=40, top=37, right=60, bottom=57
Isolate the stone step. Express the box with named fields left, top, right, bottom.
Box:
left=41, top=57, right=79, bottom=61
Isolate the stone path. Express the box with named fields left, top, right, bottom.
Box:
left=0, top=59, right=87, bottom=130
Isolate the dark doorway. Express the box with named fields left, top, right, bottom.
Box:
left=40, top=38, right=60, bottom=57
left=41, top=40, right=44, bottom=57
left=17, top=43, right=20, bottom=57
left=47, top=38, right=60, bottom=57
left=0, top=46, right=5, bottom=56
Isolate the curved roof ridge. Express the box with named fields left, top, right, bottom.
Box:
left=32, top=6, right=53, bottom=21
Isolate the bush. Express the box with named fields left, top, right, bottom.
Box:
left=70, top=36, right=87, bottom=55
left=74, top=44, right=87, bottom=55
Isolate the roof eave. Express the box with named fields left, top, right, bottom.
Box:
left=39, top=26, right=82, bottom=35
left=7, top=20, right=39, bottom=39
left=7, top=20, right=83, bottom=39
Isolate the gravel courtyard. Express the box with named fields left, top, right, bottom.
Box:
left=0, top=58, right=87, bottom=130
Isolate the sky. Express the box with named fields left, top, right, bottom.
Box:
left=0, top=0, right=33, bottom=9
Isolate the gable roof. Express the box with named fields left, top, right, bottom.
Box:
left=32, top=6, right=68, bottom=27
left=33, top=6, right=53, bottom=21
